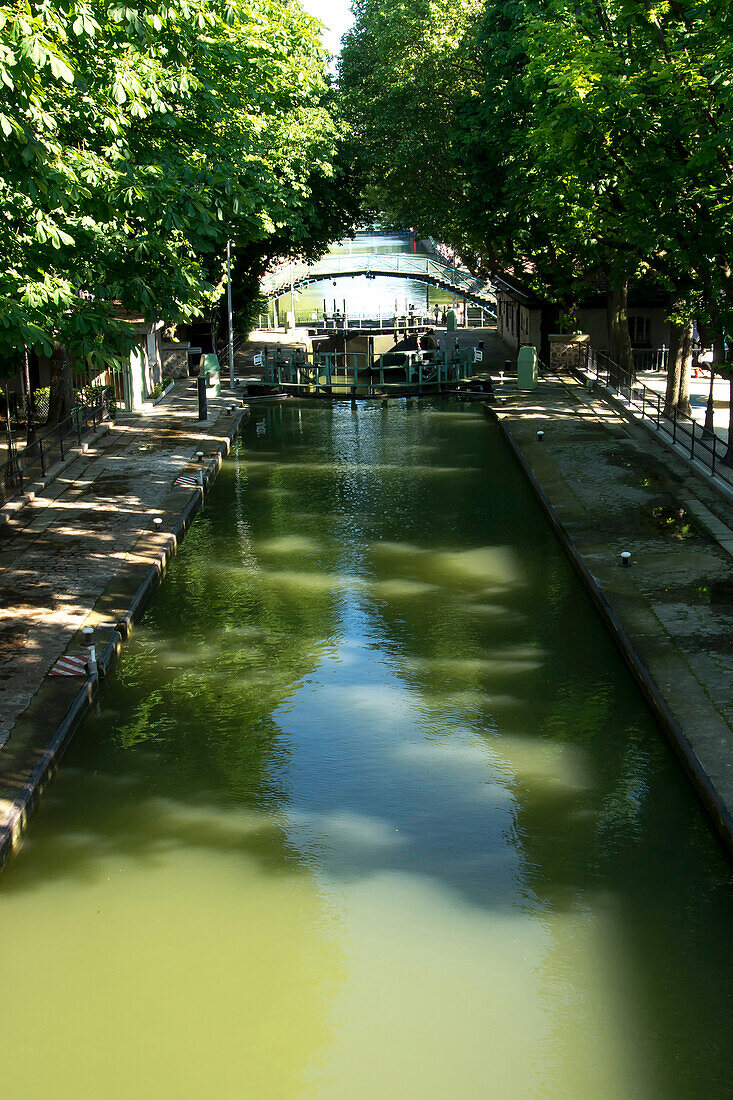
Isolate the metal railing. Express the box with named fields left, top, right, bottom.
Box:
left=215, top=333, right=247, bottom=365
left=256, top=304, right=498, bottom=332
left=261, top=253, right=497, bottom=308
left=252, top=344, right=479, bottom=394
left=578, top=347, right=732, bottom=487
left=1, top=390, right=109, bottom=505
left=632, top=346, right=668, bottom=372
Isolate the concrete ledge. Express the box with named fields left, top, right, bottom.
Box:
left=0, top=405, right=249, bottom=872
left=483, top=401, right=733, bottom=857
left=0, top=677, right=97, bottom=866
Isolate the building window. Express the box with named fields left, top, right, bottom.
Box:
left=628, top=315, right=651, bottom=346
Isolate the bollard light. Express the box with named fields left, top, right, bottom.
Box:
left=499, top=371, right=504, bottom=384
left=621, top=551, right=631, bottom=567
left=196, top=451, right=204, bottom=462
left=153, top=516, right=163, bottom=530
left=537, top=430, right=544, bottom=441
left=82, top=626, right=94, bottom=641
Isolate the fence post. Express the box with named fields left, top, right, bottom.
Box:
left=59, top=421, right=65, bottom=459
left=690, top=421, right=695, bottom=460
left=655, top=395, right=660, bottom=428
left=39, top=437, right=46, bottom=477
left=673, top=406, right=677, bottom=443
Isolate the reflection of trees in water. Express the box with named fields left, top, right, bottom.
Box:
left=327, top=402, right=733, bottom=1099
left=44, top=397, right=733, bottom=1099
left=100, top=419, right=345, bottom=812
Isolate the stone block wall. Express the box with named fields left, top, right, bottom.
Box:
left=549, top=334, right=590, bottom=373
left=161, top=342, right=190, bottom=379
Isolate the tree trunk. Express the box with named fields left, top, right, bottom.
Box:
left=665, top=318, right=693, bottom=417
left=664, top=320, right=683, bottom=417
left=607, top=282, right=634, bottom=383
left=676, top=320, right=693, bottom=416
left=47, top=346, right=74, bottom=427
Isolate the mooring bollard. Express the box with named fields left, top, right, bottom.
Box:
left=621, top=551, right=631, bottom=567
left=196, top=451, right=204, bottom=462
left=82, top=625, right=97, bottom=675
left=153, top=516, right=163, bottom=532
left=197, top=375, right=208, bottom=421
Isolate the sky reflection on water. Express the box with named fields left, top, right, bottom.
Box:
left=0, top=399, right=732, bottom=1099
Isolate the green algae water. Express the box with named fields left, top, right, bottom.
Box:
left=1, top=399, right=732, bottom=1098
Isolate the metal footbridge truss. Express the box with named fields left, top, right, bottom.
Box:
left=262, top=254, right=496, bottom=313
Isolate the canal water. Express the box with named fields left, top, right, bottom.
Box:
left=285, top=231, right=457, bottom=321
left=2, top=400, right=732, bottom=1098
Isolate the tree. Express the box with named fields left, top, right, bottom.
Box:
left=0, top=0, right=354, bottom=419
left=341, top=0, right=733, bottom=437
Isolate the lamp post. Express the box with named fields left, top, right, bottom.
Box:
left=290, top=263, right=295, bottom=330
left=227, top=239, right=234, bottom=389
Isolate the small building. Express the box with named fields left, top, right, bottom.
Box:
left=494, top=271, right=672, bottom=367
left=122, top=317, right=165, bottom=411
left=1, top=317, right=165, bottom=421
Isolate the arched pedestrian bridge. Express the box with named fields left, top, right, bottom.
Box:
left=261, top=253, right=496, bottom=313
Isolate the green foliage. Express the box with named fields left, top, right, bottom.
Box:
left=0, top=0, right=354, bottom=375
left=340, top=0, right=733, bottom=327
left=147, top=376, right=173, bottom=401
left=74, top=381, right=119, bottom=417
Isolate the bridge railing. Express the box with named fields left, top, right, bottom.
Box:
left=261, top=253, right=496, bottom=305
left=257, top=303, right=497, bottom=332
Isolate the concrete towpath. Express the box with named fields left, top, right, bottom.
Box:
left=0, top=381, right=247, bottom=864
left=488, top=372, right=733, bottom=853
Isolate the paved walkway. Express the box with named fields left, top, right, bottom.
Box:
left=0, top=381, right=241, bottom=748
left=491, top=373, right=733, bottom=850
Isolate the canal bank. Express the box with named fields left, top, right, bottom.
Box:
left=488, top=373, right=733, bottom=854
left=0, top=381, right=248, bottom=868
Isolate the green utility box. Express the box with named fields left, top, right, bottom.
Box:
left=517, top=345, right=538, bottom=390
left=446, top=308, right=458, bottom=332
left=202, top=352, right=221, bottom=397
